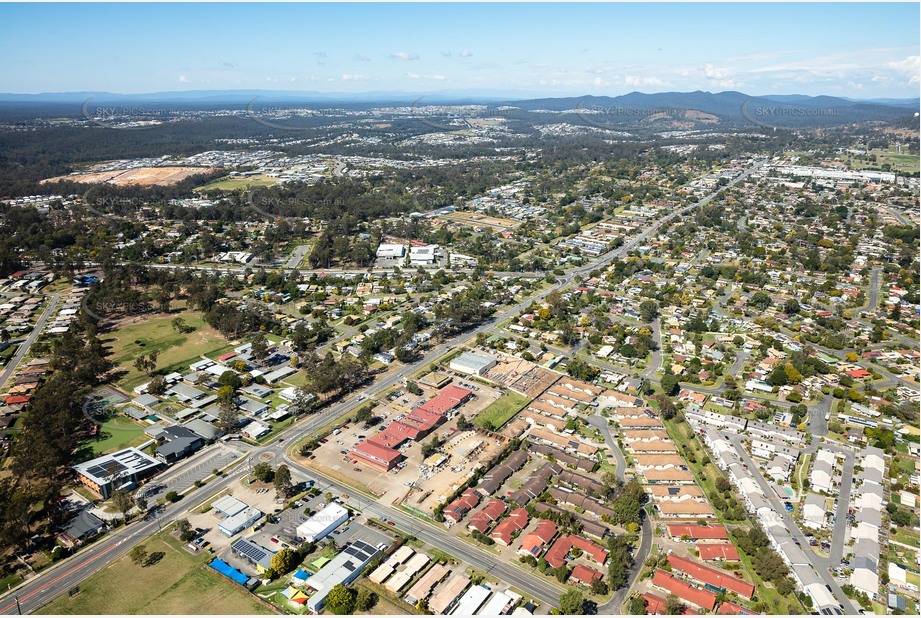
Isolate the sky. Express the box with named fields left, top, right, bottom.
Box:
left=1, top=2, right=919, bottom=98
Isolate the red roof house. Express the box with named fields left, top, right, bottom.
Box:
left=490, top=508, right=529, bottom=546
left=651, top=569, right=717, bottom=611
left=667, top=524, right=729, bottom=541
left=444, top=488, right=481, bottom=524
left=570, top=564, right=603, bottom=586
left=517, top=519, right=557, bottom=558
left=667, top=555, right=755, bottom=598
left=468, top=499, right=506, bottom=533
left=696, top=543, right=740, bottom=561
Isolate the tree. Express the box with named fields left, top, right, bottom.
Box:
left=354, top=404, right=373, bottom=423
left=253, top=462, right=274, bottom=483
left=130, top=544, right=148, bottom=566
left=655, top=394, right=676, bottom=420
left=355, top=588, right=377, bottom=611
left=627, top=595, right=649, bottom=615
left=274, top=464, right=292, bottom=497
left=640, top=300, right=659, bottom=323
left=664, top=593, right=685, bottom=615
left=251, top=334, right=269, bottom=364
left=111, top=489, right=133, bottom=522
left=171, top=316, right=190, bottom=333
left=177, top=518, right=196, bottom=542
left=217, top=403, right=239, bottom=434
left=325, top=583, right=356, bottom=615
left=269, top=547, right=299, bottom=575
left=558, top=590, right=585, bottom=615
left=165, top=490, right=180, bottom=502
left=590, top=577, right=609, bottom=595
left=406, top=380, right=422, bottom=396
left=660, top=371, right=680, bottom=397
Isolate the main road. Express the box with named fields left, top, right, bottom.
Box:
left=0, top=163, right=763, bottom=615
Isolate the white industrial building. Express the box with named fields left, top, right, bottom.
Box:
left=295, top=503, right=348, bottom=542
left=449, top=351, right=497, bottom=376
left=409, top=244, right=438, bottom=265
left=306, top=539, right=381, bottom=612
left=376, top=243, right=406, bottom=259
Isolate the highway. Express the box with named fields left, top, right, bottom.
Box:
left=0, top=163, right=762, bottom=614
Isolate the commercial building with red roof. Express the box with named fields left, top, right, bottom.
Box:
left=569, top=564, right=603, bottom=586
left=667, top=554, right=755, bottom=598
left=416, top=385, right=472, bottom=416
left=652, top=569, right=717, bottom=611
left=371, top=421, right=421, bottom=448
left=349, top=439, right=404, bottom=472
left=490, top=508, right=529, bottom=546
left=517, top=519, right=557, bottom=558
left=544, top=534, right=608, bottom=569
left=467, top=499, right=506, bottom=533
left=444, top=488, right=480, bottom=524
left=696, top=543, right=740, bottom=562
left=667, top=524, right=729, bottom=541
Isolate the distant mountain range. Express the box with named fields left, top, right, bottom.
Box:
left=0, top=89, right=916, bottom=129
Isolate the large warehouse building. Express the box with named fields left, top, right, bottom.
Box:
left=376, top=243, right=406, bottom=259
left=295, top=503, right=349, bottom=542
left=449, top=352, right=497, bottom=376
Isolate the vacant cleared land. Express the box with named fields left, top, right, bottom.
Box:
left=473, top=391, right=530, bottom=430
left=42, top=167, right=217, bottom=187
left=105, top=310, right=235, bottom=389
left=196, top=175, right=279, bottom=191
left=36, top=533, right=273, bottom=615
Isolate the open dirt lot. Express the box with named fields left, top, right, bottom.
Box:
left=42, top=166, right=217, bottom=187
left=483, top=353, right=560, bottom=399
left=438, top=211, right=519, bottom=231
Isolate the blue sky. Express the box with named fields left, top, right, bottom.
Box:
left=2, top=2, right=919, bottom=98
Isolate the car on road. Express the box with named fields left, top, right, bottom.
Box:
left=353, top=467, right=362, bottom=472
left=386, top=520, right=395, bottom=526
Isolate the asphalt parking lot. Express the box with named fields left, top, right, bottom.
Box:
left=142, top=446, right=243, bottom=502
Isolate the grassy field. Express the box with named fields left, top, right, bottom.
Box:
left=846, top=147, right=920, bottom=174
left=37, top=532, right=273, bottom=615
left=473, top=392, right=530, bottom=430
left=196, top=175, right=279, bottom=192
left=88, top=415, right=148, bottom=455
left=105, top=310, right=235, bottom=389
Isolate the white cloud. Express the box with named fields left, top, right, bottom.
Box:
left=406, top=73, right=446, bottom=81
left=353, top=54, right=371, bottom=62
left=178, top=74, right=190, bottom=83
left=888, top=55, right=920, bottom=83
left=390, top=52, right=419, bottom=61
left=341, top=74, right=368, bottom=81
left=624, top=75, right=664, bottom=87
left=459, top=50, right=473, bottom=58
left=847, top=81, right=865, bottom=91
